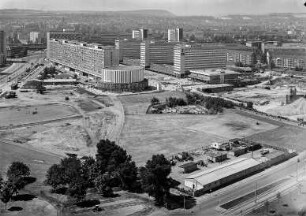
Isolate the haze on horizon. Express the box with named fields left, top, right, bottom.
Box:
left=0, top=0, right=305, bottom=16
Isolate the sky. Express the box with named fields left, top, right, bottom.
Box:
left=0, top=0, right=306, bottom=16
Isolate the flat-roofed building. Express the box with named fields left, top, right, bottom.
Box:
left=189, top=69, right=239, bottom=84
left=30, top=31, right=39, bottom=43
left=140, top=41, right=179, bottom=68
left=185, top=158, right=260, bottom=196
left=115, top=39, right=141, bottom=62
left=174, top=44, right=227, bottom=77
left=48, top=39, right=119, bottom=77
left=132, top=29, right=148, bottom=41
left=226, top=45, right=256, bottom=66
left=266, top=47, right=306, bottom=69
left=0, top=30, right=6, bottom=66
left=48, top=39, right=147, bottom=92
left=168, top=28, right=183, bottom=42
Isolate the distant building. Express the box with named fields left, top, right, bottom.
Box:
left=267, top=47, right=306, bottom=69
left=168, top=28, right=183, bottom=42
left=47, top=31, right=82, bottom=41
left=30, top=31, right=39, bottom=43
left=246, top=41, right=264, bottom=52
left=115, top=40, right=142, bottom=62
left=226, top=45, right=256, bottom=66
left=0, top=30, right=6, bottom=66
left=140, top=41, right=178, bottom=68
left=86, top=33, right=130, bottom=46
left=173, top=44, right=227, bottom=77
left=6, top=45, right=28, bottom=58
left=132, top=29, right=148, bottom=41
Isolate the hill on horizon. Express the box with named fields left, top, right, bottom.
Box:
left=0, top=8, right=175, bottom=17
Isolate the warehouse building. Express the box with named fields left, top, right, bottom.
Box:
left=173, top=44, right=227, bottom=77
left=185, top=158, right=261, bottom=196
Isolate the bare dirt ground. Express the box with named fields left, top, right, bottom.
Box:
left=118, top=92, right=278, bottom=165
left=0, top=103, right=78, bottom=128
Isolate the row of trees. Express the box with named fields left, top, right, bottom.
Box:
left=151, top=93, right=235, bottom=114
left=38, top=66, right=57, bottom=80
left=0, top=162, right=32, bottom=209
left=45, top=139, right=174, bottom=206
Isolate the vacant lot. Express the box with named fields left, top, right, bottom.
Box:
left=0, top=140, right=61, bottom=193
left=119, top=91, right=186, bottom=115
left=0, top=104, right=78, bottom=128
left=118, top=92, right=278, bottom=165
left=76, top=99, right=102, bottom=112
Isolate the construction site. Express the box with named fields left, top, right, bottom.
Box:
left=1, top=52, right=306, bottom=216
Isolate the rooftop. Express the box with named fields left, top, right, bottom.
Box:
left=186, top=158, right=260, bottom=186
left=179, top=162, right=197, bottom=169
left=104, top=65, right=144, bottom=70
left=190, top=69, right=240, bottom=76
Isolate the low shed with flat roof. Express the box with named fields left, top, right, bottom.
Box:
left=184, top=158, right=261, bottom=196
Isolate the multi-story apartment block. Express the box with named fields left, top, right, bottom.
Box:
left=30, top=31, right=39, bottom=43
left=0, top=30, right=6, bottom=66
left=132, top=29, right=148, bottom=41
left=267, top=48, right=306, bottom=69
left=226, top=45, right=256, bottom=66
left=48, top=39, right=119, bottom=77
left=115, top=40, right=141, bottom=62
left=140, top=41, right=178, bottom=67
left=168, top=28, right=183, bottom=42
left=173, top=44, right=227, bottom=77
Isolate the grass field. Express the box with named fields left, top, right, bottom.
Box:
left=0, top=104, right=78, bottom=127
left=246, top=125, right=306, bottom=151
left=118, top=92, right=279, bottom=165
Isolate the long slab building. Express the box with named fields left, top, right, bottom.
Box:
left=47, top=38, right=148, bottom=92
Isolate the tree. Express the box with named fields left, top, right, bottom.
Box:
left=36, top=82, right=46, bottom=94
left=151, top=97, right=160, bottom=105
left=45, top=164, right=66, bottom=190
left=80, top=156, right=96, bottom=188
left=140, top=154, right=172, bottom=206
left=0, top=182, right=14, bottom=210
left=0, top=173, right=3, bottom=190
left=94, top=173, right=113, bottom=197
left=95, top=139, right=139, bottom=191
left=7, top=162, right=30, bottom=182
left=117, top=161, right=138, bottom=192
left=67, top=177, right=87, bottom=202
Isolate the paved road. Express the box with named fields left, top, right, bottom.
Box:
left=169, top=153, right=306, bottom=216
